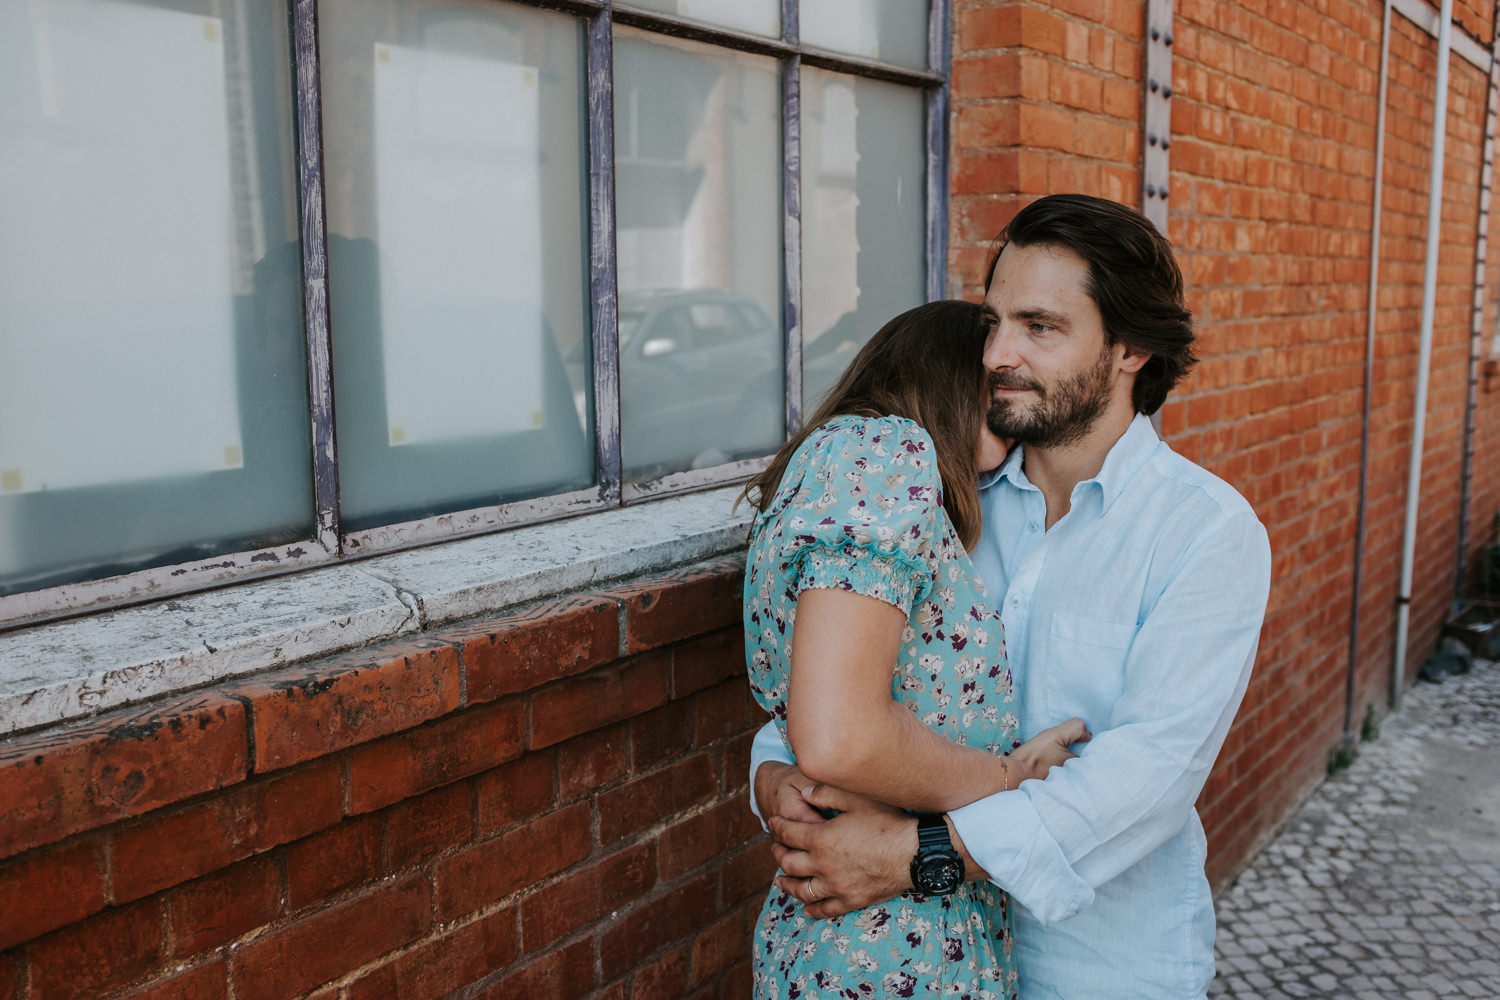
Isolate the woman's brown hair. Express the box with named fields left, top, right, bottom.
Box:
left=741, top=299, right=989, bottom=550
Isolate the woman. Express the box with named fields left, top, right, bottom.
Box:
left=741, top=300, right=1085, bottom=999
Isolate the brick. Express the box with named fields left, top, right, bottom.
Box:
left=168, top=854, right=281, bottom=957
left=671, top=627, right=745, bottom=698
left=628, top=944, right=690, bottom=1000
left=482, top=938, right=594, bottom=1000
left=600, top=871, right=717, bottom=980
left=597, top=754, right=717, bottom=843
left=530, top=653, right=671, bottom=750
left=434, top=803, right=591, bottom=920
left=0, top=954, right=15, bottom=1000
left=608, top=555, right=744, bottom=654
left=345, top=906, right=518, bottom=1000
left=724, top=728, right=759, bottom=795
left=693, top=679, right=756, bottom=747
left=116, top=961, right=229, bottom=1000
left=29, top=898, right=165, bottom=1000
left=112, top=760, right=341, bottom=902
left=0, top=694, right=248, bottom=860
left=520, top=842, right=656, bottom=949
left=346, top=700, right=524, bottom=814
left=555, top=724, right=628, bottom=801
left=230, top=876, right=431, bottom=1000
left=630, top=699, right=694, bottom=772
left=477, top=751, right=558, bottom=831
left=228, top=640, right=461, bottom=772
left=720, top=840, right=775, bottom=907
left=958, top=5, right=1021, bottom=49
left=658, top=798, right=763, bottom=880
left=446, top=594, right=621, bottom=703
left=691, top=909, right=747, bottom=985
left=284, top=812, right=384, bottom=911
left=385, top=781, right=473, bottom=870
left=721, top=958, right=754, bottom=999
left=0, top=835, right=105, bottom=951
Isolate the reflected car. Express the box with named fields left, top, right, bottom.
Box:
left=570, top=289, right=785, bottom=478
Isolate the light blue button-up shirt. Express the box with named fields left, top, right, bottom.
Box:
left=750, top=414, right=1272, bottom=999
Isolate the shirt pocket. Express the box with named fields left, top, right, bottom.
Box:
left=1045, top=612, right=1136, bottom=724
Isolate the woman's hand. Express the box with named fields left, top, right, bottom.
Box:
left=1006, top=717, right=1091, bottom=784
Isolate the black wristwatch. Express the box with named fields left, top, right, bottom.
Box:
left=909, top=813, right=964, bottom=896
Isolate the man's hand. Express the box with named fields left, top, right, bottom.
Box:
left=768, top=783, right=915, bottom=919
left=753, top=761, right=827, bottom=825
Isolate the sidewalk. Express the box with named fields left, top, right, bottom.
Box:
left=1209, top=657, right=1500, bottom=999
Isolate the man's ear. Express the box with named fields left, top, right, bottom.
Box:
left=1116, top=345, right=1150, bottom=375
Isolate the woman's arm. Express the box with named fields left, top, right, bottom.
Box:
left=786, top=587, right=1084, bottom=814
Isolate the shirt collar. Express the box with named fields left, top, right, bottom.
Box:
left=977, top=413, right=1162, bottom=513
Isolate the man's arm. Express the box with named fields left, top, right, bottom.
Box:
left=774, top=511, right=1271, bottom=923
left=946, top=510, right=1272, bottom=923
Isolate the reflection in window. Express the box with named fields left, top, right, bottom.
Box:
left=800, top=67, right=926, bottom=411
left=613, top=29, right=783, bottom=479
left=0, top=0, right=310, bottom=595
left=801, top=0, right=929, bottom=69
left=319, top=0, right=593, bottom=530
left=624, top=0, right=779, bottom=38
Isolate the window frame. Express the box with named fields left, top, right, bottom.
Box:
left=0, top=0, right=951, bottom=631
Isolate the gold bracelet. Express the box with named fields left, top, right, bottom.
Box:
left=1002, top=757, right=1010, bottom=793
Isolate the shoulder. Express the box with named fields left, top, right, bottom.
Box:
left=794, top=415, right=941, bottom=487
left=803, top=414, right=936, bottom=461
left=1145, top=445, right=1259, bottom=521
left=1134, top=444, right=1270, bottom=568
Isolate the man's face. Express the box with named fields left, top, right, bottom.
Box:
left=980, top=242, right=1126, bottom=448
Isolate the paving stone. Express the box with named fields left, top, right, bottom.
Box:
left=1211, top=659, right=1500, bottom=999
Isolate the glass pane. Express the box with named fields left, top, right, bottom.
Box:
left=801, top=0, right=929, bottom=69
left=801, top=68, right=926, bottom=411
left=623, top=0, right=779, bottom=38
left=613, top=29, right=783, bottom=480
left=320, top=1, right=593, bottom=531
left=0, top=0, right=310, bottom=596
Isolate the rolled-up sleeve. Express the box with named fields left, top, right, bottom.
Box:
left=747, top=719, right=794, bottom=825
left=950, top=509, right=1271, bottom=924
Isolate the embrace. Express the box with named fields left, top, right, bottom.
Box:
left=739, top=195, right=1272, bottom=999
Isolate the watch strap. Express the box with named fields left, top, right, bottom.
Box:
left=914, top=813, right=952, bottom=851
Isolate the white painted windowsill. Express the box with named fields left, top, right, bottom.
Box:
left=0, top=487, right=752, bottom=738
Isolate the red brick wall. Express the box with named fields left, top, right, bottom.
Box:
left=949, top=0, right=1500, bottom=886
left=0, top=556, right=770, bottom=1000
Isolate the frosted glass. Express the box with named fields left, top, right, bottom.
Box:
left=800, top=68, right=926, bottom=411
left=320, top=0, right=593, bottom=530
left=625, top=0, right=779, bottom=38
left=613, top=29, right=784, bottom=479
left=801, top=0, right=929, bottom=68
left=0, top=0, right=311, bottom=594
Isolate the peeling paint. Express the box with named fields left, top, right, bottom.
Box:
left=105, top=718, right=163, bottom=743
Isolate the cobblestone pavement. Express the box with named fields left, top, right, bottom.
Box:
left=1210, top=657, right=1500, bottom=999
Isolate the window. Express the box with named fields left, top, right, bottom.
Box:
left=0, top=0, right=948, bottom=627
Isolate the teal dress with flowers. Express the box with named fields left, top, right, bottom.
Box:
left=744, top=414, right=1022, bottom=1000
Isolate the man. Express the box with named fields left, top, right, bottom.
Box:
left=750, top=194, right=1272, bottom=998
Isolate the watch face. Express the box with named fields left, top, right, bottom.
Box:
left=915, top=856, right=962, bottom=895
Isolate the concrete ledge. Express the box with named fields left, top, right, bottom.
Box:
left=0, top=488, right=751, bottom=737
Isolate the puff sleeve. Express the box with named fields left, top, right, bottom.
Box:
left=770, top=415, right=944, bottom=614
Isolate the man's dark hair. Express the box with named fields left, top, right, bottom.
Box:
left=984, top=194, right=1196, bottom=415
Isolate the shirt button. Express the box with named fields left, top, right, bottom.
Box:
left=1010, top=597, right=1021, bottom=608
left=1027, top=521, right=1040, bottom=532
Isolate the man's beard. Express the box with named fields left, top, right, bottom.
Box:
left=986, top=346, right=1114, bottom=448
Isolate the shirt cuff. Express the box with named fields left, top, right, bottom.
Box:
left=747, top=720, right=794, bottom=827
left=949, top=785, right=1096, bottom=925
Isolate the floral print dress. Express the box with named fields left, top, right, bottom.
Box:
left=744, top=414, right=1022, bottom=1000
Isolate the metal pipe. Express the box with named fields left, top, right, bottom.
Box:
left=1454, top=15, right=1500, bottom=610
left=1347, top=0, right=1393, bottom=743
left=1393, top=0, right=1455, bottom=711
